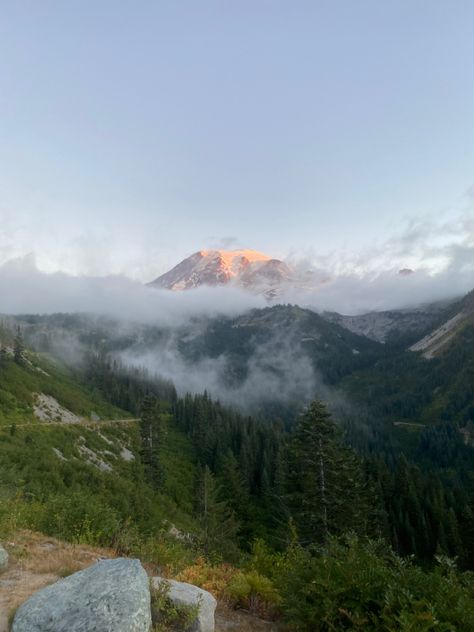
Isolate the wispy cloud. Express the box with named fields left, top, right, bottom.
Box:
left=284, top=205, right=474, bottom=313
left=0, top=255, right=265, bottom=323
left=1, top=195, right=473, bottom=316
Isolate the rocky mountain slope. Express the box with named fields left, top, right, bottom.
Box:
left=409, top=289, right=474, bottom=358
left=322, top=300, right=453, bottom=344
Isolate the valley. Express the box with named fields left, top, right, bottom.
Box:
left=3, top=4, right=474, bottom=628
left=2, top=282, right=474, bottom=629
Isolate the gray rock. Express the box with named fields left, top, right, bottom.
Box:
left=0, top=545, right=8, bottom=571
left=152, top=577, right=216, bottom=632
left=12, top=558, right=151, bottom=632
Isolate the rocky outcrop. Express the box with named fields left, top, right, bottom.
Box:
left=0, top=545, right=8, bottom=572
left=152, top=577, right=216, bottom=632
left=322, top=304, right=450, bottom=343
left=11, top=558, right=151, bottom=632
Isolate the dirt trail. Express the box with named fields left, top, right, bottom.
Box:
left=2, top=418, right=140, bottom=430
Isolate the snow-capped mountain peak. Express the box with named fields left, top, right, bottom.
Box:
left=148, top=249, right=293, bottom=294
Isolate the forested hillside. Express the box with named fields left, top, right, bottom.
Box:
left=2, top=311, right=474, bottom=629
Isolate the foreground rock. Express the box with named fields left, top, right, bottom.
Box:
left=12, top=558, right=151, bottom=632
left=0, top=545, right=7, bottom=572
left=152, top=577, right=216, bottom=632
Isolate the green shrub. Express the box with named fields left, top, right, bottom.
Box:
left=133, top=531, right=197, bottom=575
left=279, top=535, right=474, bottom=631
left=228, top=569, right=281, bottom=618
left=31, top=491, right=122, bottom=545
left=247, top=537, right=286, bottom=581
left=150, top=580, right=199, bottom=632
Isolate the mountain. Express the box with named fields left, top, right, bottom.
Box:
left=322, top=300, right=453, bottom=344
left=148, top=249, right=293, bottom=296
left=330, top=286, right=474, bottom=440
left=4, top=330, right=474, bottom=630
left=18, top=306, right=384, bottom=422
left=409, top=289, right=474, bottom=358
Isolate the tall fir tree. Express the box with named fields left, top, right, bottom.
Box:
left=285, top=400, right=371, bottom=546
left=139, top=394, right=164, bottom=488
left=196, top=464, right=240, bottom=560
left=13, top=326, right=25, bottom=365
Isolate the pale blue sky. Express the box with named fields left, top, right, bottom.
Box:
left=0, top=1, right=473, bottom=279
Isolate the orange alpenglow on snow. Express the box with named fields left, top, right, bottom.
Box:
left=198, top=249, right=272, bottom=276
left=148, top=249, right=292, bottom=294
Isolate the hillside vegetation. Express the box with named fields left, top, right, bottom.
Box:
left=2, top=319, right=474, bottom=629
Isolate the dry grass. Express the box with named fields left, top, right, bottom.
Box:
left=0, top=530, right=115, bottom=632
left=4, top=529, right=114, bottom=575
left=0, top=531, right=286, bottom=632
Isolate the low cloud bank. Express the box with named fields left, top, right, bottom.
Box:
left=1, top=203, right=473, bottom=321
left=0, top=255, right=265, bottom=325
left=286, top=208, right=474, bottom=314
left=287, top=263, right=473, bottom=315
left=120, top=325, right=326, bottom=411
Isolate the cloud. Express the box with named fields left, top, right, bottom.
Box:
left=5, top=205, right=471, bottom=414
left=206, top=235, right=240, bottom=250
left=0, top=255, right=265, bottom=325
left=0, top=200, right=473, bottom=319
left=283, top=207, right=474, bottom=314
left=120, top=322, right=323, bottom=410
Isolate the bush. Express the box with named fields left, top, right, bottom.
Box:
left=177, top=555, right=281, bottom=619
left=279, top=535, right=474, bottom=631
left=31, top=491, right=122, bottom=545
left=228, top=569, right=281, bottom=618
left=150, top=580, right=199, bottom=632
left=177, top=557, right=237, bottom=601
left=133, top=531, right=197, bottom=576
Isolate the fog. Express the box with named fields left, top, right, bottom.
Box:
left=0, top=254, right=265, bottom=325
left=119, top=323, right=328, bottom=411
left=2, top=207, right=473, bottom=410
left=289, top=261, right=472, bottom=315
left=286, top=207, right=474, bottom=314
left=2, top=205, right=473, bottom=321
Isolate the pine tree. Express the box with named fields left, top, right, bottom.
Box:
left=139, top=394, right=164, bottom=488
left=218, top=450, right=248, bottom=513
left=196, top=465, right=240, bottom=559
left=13, top=326, right=25, bottom=365
left=0, top=343, right=7, bottom=366
left=285, top=400, right=370, bottom=546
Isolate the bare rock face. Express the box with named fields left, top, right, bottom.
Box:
left=152, top=577, right=217, bottom=632
left=11, top=558, right=151, bottom=632
left=0, top=545, right=8, bottom=572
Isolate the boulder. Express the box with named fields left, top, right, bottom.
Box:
left=0, top=544, right=8, bottom=571
left=12, top=558, right=151, bottom=632
left=152, top=577, right=216, bottom=632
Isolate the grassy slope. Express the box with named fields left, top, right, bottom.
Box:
left=0, top=349, right=199, bottom=544
left=0, top=353, right=127, bottom=426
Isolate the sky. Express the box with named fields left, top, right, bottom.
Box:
left=1, top=0, right=474, bottom=282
